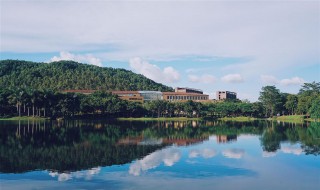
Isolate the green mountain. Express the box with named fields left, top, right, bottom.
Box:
left=0, top=60, right=173, bottom=91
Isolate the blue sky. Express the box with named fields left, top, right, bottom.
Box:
left=1, top=1, right=319, bottom=101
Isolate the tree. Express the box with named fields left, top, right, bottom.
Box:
left=184, top=100, right=195, bottom=117
left=297, top=82, right=320, bottom=115
left=0, top=60, right=174, bottom=92
left=285, top=94, right=298, bottom=115
left=206, top=103, right=216, bottom=117
left=251, top=102, right=264, bottom=118
left=144, top=100, right=167, bottom=118
left=165, top=102, right=175, bottom=117
left=238, top=102, right=253, bottom=117
left=259, top=86, right=282, bottom=117
left=309, top=96, right=320, bottom=121
left=299, top=81, right=320, bottom=95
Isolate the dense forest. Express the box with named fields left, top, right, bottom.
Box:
left=0, top=60, right=173, bottom=91
left=0, top=60, right=319, bottom=120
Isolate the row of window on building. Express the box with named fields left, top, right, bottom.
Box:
left=63, top=88, right=236, bottom=103
left=166, top=95, right=208, bottom=100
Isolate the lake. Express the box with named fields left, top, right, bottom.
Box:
left=0, top=119, right=319, bottom=190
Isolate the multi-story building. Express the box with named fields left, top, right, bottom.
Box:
left=112, top=91, right=163, bottom=102
left=162, top=92, right=209, bottom=102
left=162, top=87, right=209, bottom=102
left=138, top=91, right=163, bottom=102
left=111, top=91, right=144, bottom=103
left=63, top=88, right=210, bottom=103
left=175, top=87, right=203, bottom=94
left=216, top=91, right=237, bottom=100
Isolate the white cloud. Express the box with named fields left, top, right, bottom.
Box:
left=222, top=148, right=245, bottom=159
left=50, top=51, right=102, bottom=66
left=188, top=74, right=216, bottom=84
left=260, top=75, right=306, bottom=86
left=1, top=1, right=319, bottom=101
left=129, top=57, right=180, bottom=83
left=1, top=1, right=318, bottom=72
left=221, top=74, right=244, bottom=83
left=189, top=148, right=217, bottom=159
left=281, top=146, right=303, bottom=155
left=129, top=147, right=181, bottom=176
left=280, top=77, right=306, bottom=86
left=261, top=75, right=279, bottom=85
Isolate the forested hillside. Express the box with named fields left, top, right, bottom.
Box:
left=0, top=60, right=173, bottom=91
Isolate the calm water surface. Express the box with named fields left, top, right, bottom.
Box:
left=0, top=120, right=319, bottom=190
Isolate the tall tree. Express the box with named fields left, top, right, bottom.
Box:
left=259, top=86, right=282, bottom=117
left=285, top=94, right=298, bottom=115
left=299, top=81, right=320, bottom=95
left=297, top=82, right=320, bottom=115
left=309, top=97, right=320, bottom=121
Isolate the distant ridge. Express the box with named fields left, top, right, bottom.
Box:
left=0, top=60, right=173, bottom=92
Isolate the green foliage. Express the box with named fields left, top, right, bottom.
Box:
left=259, top=86, right=282, bottom=117
left=309, top=96, right=320, bottom=120
left=285, top=94, right=298, bottom=115
left=0, top=60, right=173, bottom=91
left=1, top=60, right=319, bottom=120
left=296, top=82, right=320, bottom=115
left=299, top=81, right=320, bottom=95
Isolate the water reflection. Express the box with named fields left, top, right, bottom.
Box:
left=222, top=149, right=245, bottom=159
left=48, top=167, right=101, bottom=181
left=262, top=151, right=277, bottom=158
left=281, top=145, right=303, bottom=155
left=189, top=148, right=217, bottom=159
left=0, top=120, right=319, bottom=175
left=129, top=147, right=181, bottom=176
left=216, top=135, right=237, bottom=143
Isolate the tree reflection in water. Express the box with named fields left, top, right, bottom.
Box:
left=0, top=120, right=319, bottom=174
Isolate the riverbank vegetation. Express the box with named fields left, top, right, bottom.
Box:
left=0, top=60, right=319, bottom=121
left=219, top=116, right=258, bottom=121
left=1, top=84, right=318, bottom=122
left=117, top=117, right=203, bottom=121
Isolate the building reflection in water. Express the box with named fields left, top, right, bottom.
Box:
left=117, top=136, right=209, bottom=146
left=216, top=135, right=237, bottom=144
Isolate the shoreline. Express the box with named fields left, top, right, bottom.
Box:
left=0, top=115, right=318, bottom=123
left=116, top=117, right=202, bottom=121
left=0, top=116, right=49, bottom=121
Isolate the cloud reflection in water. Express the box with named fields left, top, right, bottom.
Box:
left=189, top=148, right=217, bottom=159
left=222, top=149, right=245, bottom=159
left=281, top=146, right=303, bottom=155
left=48, top=167, right=101, bottom=182
left=129, top=147, right=181, bottom=176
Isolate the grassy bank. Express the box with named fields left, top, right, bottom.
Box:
left=0, top=116, right=49, bottom=121
left=275, top=115, right=319, bottom=123
left=218, top=116, right=258, bottom=122
left=117, top=117, right=202, bottom=121
left=275, top=115, right=305, bottom=123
